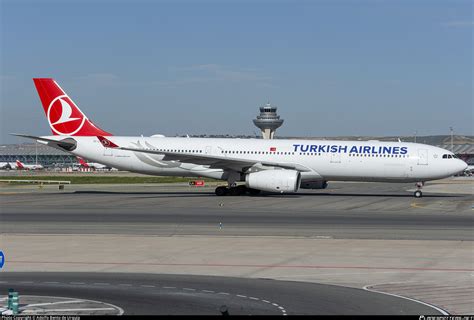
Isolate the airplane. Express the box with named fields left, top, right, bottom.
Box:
left=12, top=78, right=467, bottom=198
left=77, top=156, right=112, bottom=170
left=0, top=162, right=13, bottom=170
left=463, top=165, right=474, bottom=176
left=15, top=160, right=44, bottom=170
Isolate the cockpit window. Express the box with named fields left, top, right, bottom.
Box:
left=442, top=154, right=456, bottom=159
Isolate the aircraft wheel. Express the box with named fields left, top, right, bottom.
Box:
left=215, top=186, right=228, bottom=196
left=235, top=185, right=248, bottom=196
left=247, top=188, right=261, bottom=196
left=228, top=186, right=244, bottom=196
left=414, top=190, right=422, bottom=198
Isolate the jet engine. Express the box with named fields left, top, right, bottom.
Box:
left=245, top=170, right=301, bottom=193
left=300, top=180, right=328, bottom=189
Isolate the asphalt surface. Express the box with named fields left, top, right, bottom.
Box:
left=0, top=272, right=445, bottom=315
left=0, top=180, right=472, bottom=315
left=1, top=182, right=472, bottom=240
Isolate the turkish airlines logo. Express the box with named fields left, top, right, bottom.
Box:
left=47, top=95, right=86, bottom=135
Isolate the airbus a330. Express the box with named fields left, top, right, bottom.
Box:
left=13, top=78, right=467, bottom=197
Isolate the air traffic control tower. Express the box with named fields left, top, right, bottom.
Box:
left=253, top=103, right=284, bottom=139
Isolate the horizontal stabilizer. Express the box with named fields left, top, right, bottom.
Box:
left=10, top=133, right=77, bottom=151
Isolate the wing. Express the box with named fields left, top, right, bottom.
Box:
left=119, top=145, right=312, bottom=172
left=94, top=135, right=312, bottom=173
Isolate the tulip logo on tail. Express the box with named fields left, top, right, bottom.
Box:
left=48, top=95, right=86, bottom=135
left=15, top=160, right=24, bottom=169
left=97, top=136, right=119, bottom=148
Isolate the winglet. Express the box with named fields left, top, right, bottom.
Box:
left=97, top=136, right=119, bottom=148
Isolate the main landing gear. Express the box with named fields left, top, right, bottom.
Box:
left=414, top=182, right=424, bottom=198
left=215, top=185, right=261, bottom=196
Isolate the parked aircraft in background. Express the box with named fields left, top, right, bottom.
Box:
left=77, top=157, right=112, bottom=170
left=15, top=160, right=44, bottom=170
left=0, top=162, right=13, bottom=170
left=464, top=165, right=474, bottom=176
left=13, top=78, right=467, bottom=197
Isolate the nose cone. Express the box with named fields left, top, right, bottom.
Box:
left=455, top=160, right=468, bottom=174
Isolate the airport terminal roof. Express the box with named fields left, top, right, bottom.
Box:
left=0, top=143, right=69, bottom=156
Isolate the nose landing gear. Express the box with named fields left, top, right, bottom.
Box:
left=414, top=182, right=424, bottom=198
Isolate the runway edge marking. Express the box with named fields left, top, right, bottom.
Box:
left=363, top=284, right=449, bottom=315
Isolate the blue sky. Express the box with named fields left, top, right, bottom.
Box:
left=1, top=0, right=472, bottom=143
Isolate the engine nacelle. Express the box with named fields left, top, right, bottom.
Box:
left=300, top=180, right=328, bottom=189
left=245, top=170, right=301, bottom=193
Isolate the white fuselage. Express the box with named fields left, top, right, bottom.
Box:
left=44, top=136, right=466, bottom=183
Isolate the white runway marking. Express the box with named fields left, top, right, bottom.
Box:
left=22, top=300, right=85, bottom=308
left=23, top=307, right=116, bottom=313
left=363, top=284, right=449, bottom=315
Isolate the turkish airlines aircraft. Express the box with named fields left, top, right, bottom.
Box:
left=15, top=160, right=44, bottom=170
left=13, top=78, right=467, bottom=197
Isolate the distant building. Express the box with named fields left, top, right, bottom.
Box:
left=253, top=103, right=284, bottom=139
left=0, top=143, right=75, bottom=167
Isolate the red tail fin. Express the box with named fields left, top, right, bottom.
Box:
left=77, top=157, right=89, bottom=167
left=16, top=160, right=24, bottom=169
left=33, top=78, right=112, bottom=136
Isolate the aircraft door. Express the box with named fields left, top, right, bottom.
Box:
left=417, top=149, right=428, bottom=165
left=205, top=146, right=212, bottom=155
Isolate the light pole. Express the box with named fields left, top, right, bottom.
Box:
left=414, top=130, right=417, bottom=143
left=449, top=127, right=454, bottom=152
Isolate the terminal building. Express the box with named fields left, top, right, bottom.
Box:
left=0, top=143, right=76, bottom=167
